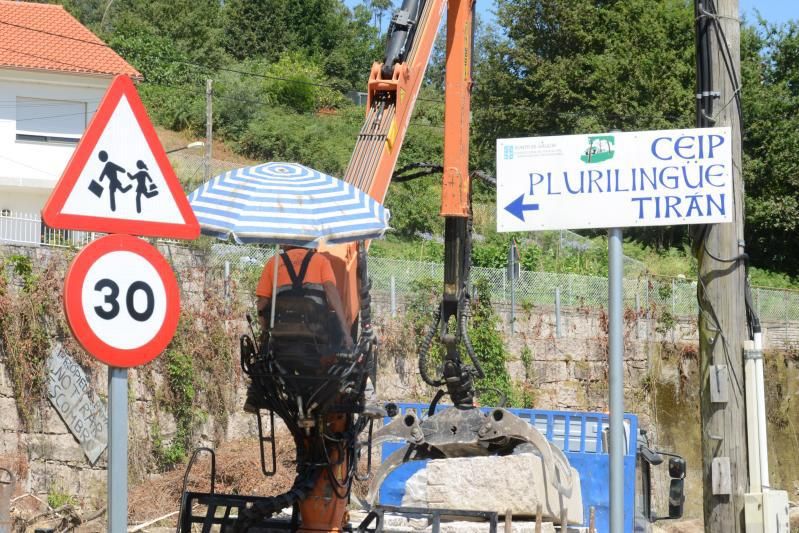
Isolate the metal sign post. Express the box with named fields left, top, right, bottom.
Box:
left=507, top=240, right=520, bottom=333
left=42, top=75, right=196, bottom=533
left=496, top=128, right=734, bottom=531
left=107, top=368, right=128, bottom=533
left=608, top=228, right=624, bottom=533
left=62, top=237, right=181, bottom=533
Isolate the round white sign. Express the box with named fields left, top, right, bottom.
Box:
left=64, top=234, right=180, bottom=367
left=81, top=250, right=167, bottom=350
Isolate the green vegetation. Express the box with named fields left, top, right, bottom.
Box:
left=0, top=254, right=80, bottom=428
left=404, top=276, right=516, bottom=407
left=469, top=278, right=514, bottom=406
left=55, top=0, right=799, bottom=282
left=47, top=486, right=78, bottom=509
left=149, top=284, right=241, bottom=470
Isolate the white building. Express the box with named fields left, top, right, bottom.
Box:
left=0, top=0, right=139, bottom=243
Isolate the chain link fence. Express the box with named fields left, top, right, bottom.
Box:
left=206, top=243, right=799, bottom=322
left=167, top=152, right=246, bottom=190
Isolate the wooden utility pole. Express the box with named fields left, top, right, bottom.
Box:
left=694, top=0, right=748, bottom=531
left=205, top=79, right=213, bottom=182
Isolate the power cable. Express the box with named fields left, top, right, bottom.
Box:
left=0, top=154, right=56, bottom=176
left=0, top=45, right=111, bottom=73
left=0, top=19, right=446, bottom=104
left=0, top=19, right=108, bottom=47
left=139, top=79, right=446, bottom=130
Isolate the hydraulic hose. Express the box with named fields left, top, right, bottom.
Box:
left=235, top=464, right=321, bottom=530
left=460, top=298, right=485, bottom=379
left=418, top=305, right=445, bottom=386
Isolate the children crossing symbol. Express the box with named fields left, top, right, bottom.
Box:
left=87, top=152, right=160, bottom=214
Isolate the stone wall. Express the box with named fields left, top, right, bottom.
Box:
left=0, top=242, right=259, bottom=505
left=1, top=242, right=797, bottom=520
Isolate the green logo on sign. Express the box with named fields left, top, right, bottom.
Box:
left=580, top=135, right=615, bottom=164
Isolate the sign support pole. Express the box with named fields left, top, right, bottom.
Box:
left=107, top=366, right=128, bottom=533
left=608, top=227, right=624, bottom=533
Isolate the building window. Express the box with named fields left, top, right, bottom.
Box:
left=16, top=97, right=86, bottom=144
left=0, top=209, right=10, bottom=217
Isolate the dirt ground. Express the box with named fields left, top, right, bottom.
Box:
left=127, top=435, right=298, bottom=526
left=7, top=435, right=297, bottom=532
left=155, top=127, right=258, bottom=165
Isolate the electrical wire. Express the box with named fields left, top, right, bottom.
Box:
left=0, top=19, right=108, bottom=47
left=0, top=19, right=446, bottom=104
left=0, top=45, right=113, bottom=73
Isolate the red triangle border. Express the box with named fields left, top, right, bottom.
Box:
left=42, top=75, right=200, bottom=240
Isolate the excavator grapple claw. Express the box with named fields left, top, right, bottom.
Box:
left=364, top=406, right=575, bottom=508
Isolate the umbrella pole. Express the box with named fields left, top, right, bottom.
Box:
left=270, top=245, right=279, bottom=329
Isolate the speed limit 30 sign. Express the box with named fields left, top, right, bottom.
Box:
left=64, top=234, right=180, bottom=367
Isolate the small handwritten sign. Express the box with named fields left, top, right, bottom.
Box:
left=47, top=344, right=108, bottom=464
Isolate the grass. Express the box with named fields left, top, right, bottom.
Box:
left=47, top=486, right=78, bottom=509
left=372, top=212, right=799, bottom=292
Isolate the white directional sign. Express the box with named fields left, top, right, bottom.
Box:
left=63, top=234, right=180, bottom=367
left=496, top=127, right=733, bottom=232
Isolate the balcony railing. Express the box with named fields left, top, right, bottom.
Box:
left=0, top=210, right=96, bottom=248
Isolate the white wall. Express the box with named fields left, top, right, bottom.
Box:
left=0, top=69, right=111, bottom=214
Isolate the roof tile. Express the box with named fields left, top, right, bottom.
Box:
left=0, top=0, right=140, bottom=78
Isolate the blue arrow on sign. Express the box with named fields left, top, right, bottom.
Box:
left=505, top=194, right=540, bottom=222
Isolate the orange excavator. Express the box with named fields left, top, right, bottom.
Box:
left=177, top=1, right=574, bottom=531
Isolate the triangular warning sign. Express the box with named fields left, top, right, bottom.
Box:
left=43, top=75, right=200, bottom=240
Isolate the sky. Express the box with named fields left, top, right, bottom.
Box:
left=346, top=1, right=796, bottom=28
left=739, top=0, right=796, bottom=25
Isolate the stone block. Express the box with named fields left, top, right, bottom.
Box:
left=29, top=432, right=87, bottom=463
left=36, top=403, right=69, bottom=435
left=533, top=361, right=569, bottom=384
left=348, top=511, right=557, bottom=533
left=0, top=397, right=20, bottom=430
left=28, top=460, right=105, bottom=497
left=438, top=522, right=555, bottom=533
left=0, top=366, right=13, bottom=397
left=402, top=453, right=583, bottom=524
left=226, top=411, right=259, bottom=440
left=0, top=430, right=26, bottom=455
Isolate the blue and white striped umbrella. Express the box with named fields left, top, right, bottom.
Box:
left=187, top=162, right=390, bottom=246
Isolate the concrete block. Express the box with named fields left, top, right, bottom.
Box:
left=402, top=453, right=583, bottom=524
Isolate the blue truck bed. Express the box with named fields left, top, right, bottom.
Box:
left=379, top=403, right=638, bottom=533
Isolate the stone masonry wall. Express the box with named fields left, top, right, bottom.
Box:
left=1, top=243, right=797, bottom=519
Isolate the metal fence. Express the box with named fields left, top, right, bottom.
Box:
left=5, top=220, right=799, bottom=323
left=0, top=211, right=98, bottom=248
left=0, top=152, right=243, bottom=249
left=207, top=244, right=799, bottom=322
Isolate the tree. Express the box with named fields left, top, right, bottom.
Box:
left=105, top=0, right=225, bottom=67
left=222, top=0, right=295, bottom=62
left=368, top=0, right=394, bottom=35
left=223, top=0, right=350, bottom=64
left=472, top=0, right=696, bottom=249
left=741, top=20, right=799, bottom=275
